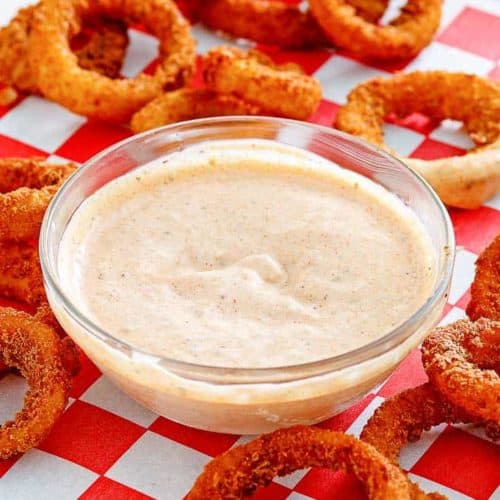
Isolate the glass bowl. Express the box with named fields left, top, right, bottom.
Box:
left=40, top=117, right=455, bottom=435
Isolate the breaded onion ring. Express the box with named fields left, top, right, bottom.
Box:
left=203, top=47, right=322, bottom=120
left=28, top=0, right=196, bottom=123
left=421, top=318, right=500, bottom=423
left=0, top=242, right=45, bottom=307
left=0, top=5, right=129, bottom=103
left=0, top=158, right=76, bottom=242
left=336, top=72, right=500, bottom=209
left=308, top=0, right=441, bottom=61
left=361, top=383, right=493, bottom=463
left=0, top=308, right=73, bottom=459
left=467, top=234, right=500, bottom=321
left=187, top=426, right=421, bottom=499
left=130, top=88, right=261, bottom=133
left=198, top=0, right=389, bottom=48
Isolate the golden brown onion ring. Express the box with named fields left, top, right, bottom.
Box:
left=308, top=0, right=441, bottom=61
left=0, top=158, right=76, bottom=242
left=335, top=72, right=500, bottom=209
left=198, top=0, right=389, bottom=48
left=361, top=383, right=496, bottom=461
left=467, top=234, right=500, bottom=322
left=0, top=5, right=129, bottom=103
left=29, top=0, right=196, bottom=123
left=0, top=308, right=73, bottom=459
left=203, top=47, right=322, bottom=120
left=187, top=425, right=428, bottom=499
left=421, top=318, right=500, bottom=423
left=131, top=88, right=261, bottom=133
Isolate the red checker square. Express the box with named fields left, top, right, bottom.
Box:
left=69, top=354, right=101, bottom=399
left=252, top=482, right=292, bottom=499
left=150, top=417, right=239, bottom=457
left=378, top=349, right=428, bottom=398
left=81, top=476, right=153, bottom=500
left=409, top=138, right=466, bottom=161
left=142, top=58, right=160, bottom=76
left=308, top=100, right=340, bottom=127
left=438, top=8, right=500, bottom=60
left=56, top=121, right=131, bottom=163
left=318, top=393, right=375, bottom=432
left=0, top=456, right=19, bottom=479
left=411, top=426, right=500, bottom=499
left=386, top=113, right=438, bottom=137
left=450, top=206, right=500, bottom=255
left=0, top=134, right=48, bottom=159
left=258, top=47, right=332, bottom=75
left=190, top=57, right=205, bottom=89
left=489, top=65, right=500, bottom=82
left=38, top=400, right=146, bottom=474
left=295, top=469, right=366, bottom=500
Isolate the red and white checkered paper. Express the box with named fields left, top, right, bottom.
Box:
left=1, top=0, right=499, bottom=498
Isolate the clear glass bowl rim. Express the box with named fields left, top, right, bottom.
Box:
left=40, top=116, right=455, bottom=384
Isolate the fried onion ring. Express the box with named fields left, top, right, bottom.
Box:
left=308, top=0, right=441, bottom=61
left=336, top=72, right=500, bottom=209
left=203, top=47, right=322, bottom=120
left=467, top=234, right=500, bottom=321
left=0, top=5, right=129, bottom=103
left=29, top=0, right=196, bottom=123
left=0, top=158, right=76, bottom=242
left=421, top=318, right=500, bottom=423
left=0, top=242, right=45, bottom=307
left=361, top=383, right=492, bottom=463
left=187, top=426, right=424, bottom=499
left=0, top=308, right=73, bottom=459
left=130, top=88, right=261, bottom=133
left=198, top=0, right=389, bottom=49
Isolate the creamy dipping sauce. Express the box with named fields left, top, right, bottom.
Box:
left=59, top=140, right=436, bottom=368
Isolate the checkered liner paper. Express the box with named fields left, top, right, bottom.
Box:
left=0, top=0, right=499, bottom=498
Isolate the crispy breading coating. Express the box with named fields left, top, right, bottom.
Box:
left=203, top=47, right=322, bottom=120
left=467, top=235, right=500, bottom=321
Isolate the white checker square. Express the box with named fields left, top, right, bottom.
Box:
left=452, top=422, right=496, bottom=444
left=46, top=154, right=81, bottom=166
left=489, top=485, right=500, bottom=500
left=484, top=193, right=500, bottom=210
left=448, top=249, right=477, bottom=304
left=439, top=307, right=467, bottom=326
left=0, top=0, right=36, bottom=27
left=429, top=120, right=474, bottom=150
left=408, top=473, right=473, bottom=500
left=80, top=376, right=157, bottom=428
left=405, top=42, right=494, bottom=75
left=0, top=96, right=86, bottom=152
left=191, top=24, right=246, bottom=53
left=313, top=55, right=389, bottom=104
left=275, top=469, right=310, bottom=489
left=121, top=29, right=159, bottom=78
left=346, top=396, right=385, bottom=437
left=106, top=431, right=210, bottom=498
left=399, top=424, right=447, bottom=470
left=438, top=0, right=468, bottom=32
left=383, top=123, right=425, bottom=156
left=0, top=449, right=97, bottom=500
left=288, top=493, right=314, bottom=500
left=0, top=374, right=27, bottom=423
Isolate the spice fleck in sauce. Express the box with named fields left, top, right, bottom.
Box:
left=59, top=140, right=436, bottom=368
